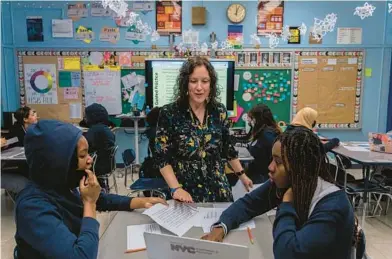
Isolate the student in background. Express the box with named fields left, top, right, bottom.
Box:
left=289, top=107, right=339, bottom=152
left=202, top=127, right=355, bottom=259
left=84, top=103, right=115, bottom=192
left=246, top=104, right=281, bottom=184
left=154, top=56, right=253, bottom=203
left=10, top=106, right=38, bottom=146
left=14, top=120, right=166, bottom=259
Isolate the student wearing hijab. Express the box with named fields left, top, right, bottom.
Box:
left=10, top=106, right=38, bottom=147
left=202, top=127, right=355, bottom=259
left=246, top=104, right=281, bottom=184
left=14, top=120, right=166, bottom=259
left=84, top=103, right=116, bottom=191
left=288, top=107, right=340, bottom=152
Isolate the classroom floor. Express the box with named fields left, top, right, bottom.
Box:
left=1, top=169, right=392, bottom=259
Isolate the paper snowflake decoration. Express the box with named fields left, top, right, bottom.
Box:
left=136, top=20, right=152, bottom=35
left=235, top=36, right=244, bottom=45
left=354, top=2, right=376, bottom=20
left=311, top=13, right=337, bottom=41
left=211, top=41, right=219, bottom=50
left=299, top=22, right=307, bottom=35
left=249, top=33, right=261, bottom=46
left=102, top=0, right=128, bottom=17
left=389, top=3, right=392, bottom=14
left=220, top=39, right=233, bottom=50
left=126, top=12, right=139, bottom=26
left=200, top=42, right=209, bottom=55
left=266, top=33, right=279, bottom=49
left=280, top=25, right=292, bottom=41
left=150, top=30, right=160, bottom=42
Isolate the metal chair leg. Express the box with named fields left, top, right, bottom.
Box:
left=124, top=167, right=128, bottom=187
left=112, top=174, right=118, bottom=194
left=131, top=164, right=134, bottom=182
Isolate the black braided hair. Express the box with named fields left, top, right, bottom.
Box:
left=276, top=126, right=334, bottom=227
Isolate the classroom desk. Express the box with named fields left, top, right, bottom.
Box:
left=330, top=143, right=392, bottom=228
left=98, top=205, right=274, bottom=259
left=1, top=147, right=26, bottom=161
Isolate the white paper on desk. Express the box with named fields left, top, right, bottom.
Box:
left=127, top=223, right=161, bottom=250
left=6, top=137, right=18, bottom=146
left=198, top=208, right=255, bottom=233
left=344, top=146, right=369, bottom=152
left=142, top=200, right=199, bottom=237
left=232, top=180, right=263, bottom=201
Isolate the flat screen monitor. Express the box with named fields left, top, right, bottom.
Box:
left=145, top=59, right=235, bottom=110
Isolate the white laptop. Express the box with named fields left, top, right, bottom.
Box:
left=144, top=232, right=249, bottom=259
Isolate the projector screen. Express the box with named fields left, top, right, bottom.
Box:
left=145, top=59, right=235, bottom=110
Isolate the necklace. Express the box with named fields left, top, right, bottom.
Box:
left=189, top=108, right=209, bottom=177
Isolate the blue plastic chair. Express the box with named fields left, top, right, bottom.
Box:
left=128, top=178, right=168, bottom=199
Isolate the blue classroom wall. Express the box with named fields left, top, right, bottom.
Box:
left=1, top=1, right=391, bottom=163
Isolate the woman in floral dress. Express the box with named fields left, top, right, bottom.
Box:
left=153, top=57, right=253, bottom=203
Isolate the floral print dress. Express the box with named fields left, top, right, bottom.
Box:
left=153, top=102, right=238, bottom=202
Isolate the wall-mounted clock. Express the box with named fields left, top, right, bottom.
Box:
left=227, top=3, right=246, bottom=23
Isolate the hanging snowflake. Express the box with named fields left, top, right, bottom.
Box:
left=150, top=30, right=160, bottom=42
left=249, top=33, right=261, bottom=46
left=354, top=2, right=376, bottom=20
left=389, top=3, right=392, bottom=14
left=266, top=33, right=279, bottom=49
left=299, top=22, right=307, bottom=35
left=280, top=25, right=292, bottom=42
left=211, top=41, right=219, bottom=50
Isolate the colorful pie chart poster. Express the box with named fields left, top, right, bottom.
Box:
left=24, top=64, right=58, bottom=104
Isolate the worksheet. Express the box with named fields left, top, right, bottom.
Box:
left=143, top=200, right=199, bottom=237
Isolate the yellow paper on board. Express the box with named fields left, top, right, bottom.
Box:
left=365, top=68, right=372, bottom=77
left=64, top=57, right=81, bottom=70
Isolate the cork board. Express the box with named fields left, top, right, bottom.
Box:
left=293, top=51, right=363, bottom=129
left=20, top=54, right=83, bottom=123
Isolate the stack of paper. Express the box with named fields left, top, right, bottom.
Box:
left=127, top=223, right=161, bottom=250
left=142, top=200, right=199, bottom=237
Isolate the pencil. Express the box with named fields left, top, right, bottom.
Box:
left=247, top=227, right=254, bottom=245
left=124, top=248, right=146, bottom=254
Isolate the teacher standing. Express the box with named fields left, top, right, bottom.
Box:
left=153, top=57, right=253, bottom=203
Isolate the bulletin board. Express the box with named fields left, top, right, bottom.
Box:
left=293, top=50, right=364, bottom=129
left=19, top=53, right=83, bottom=123
left=233, top=69, right=292, bottom=128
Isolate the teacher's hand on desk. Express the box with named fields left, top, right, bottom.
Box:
left=172, top=188, right=194, bottom=203
left=130, top=197, right=168, bottom=209
left=201, top=227, right=225, bottom=242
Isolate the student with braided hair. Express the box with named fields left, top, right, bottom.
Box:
left=202, top=127, right=355, bottom=259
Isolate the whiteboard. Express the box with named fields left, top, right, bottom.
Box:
left=83, top=69, right=122, bottom=114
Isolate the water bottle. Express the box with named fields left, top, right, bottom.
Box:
left=145, top=105, right=151, bottom=115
